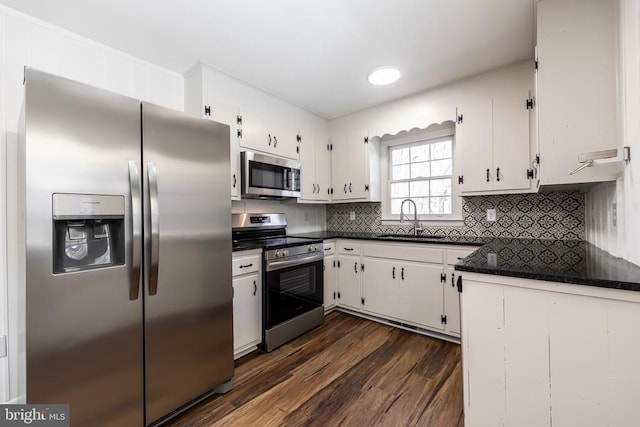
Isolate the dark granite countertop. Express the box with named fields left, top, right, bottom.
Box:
left=455, top=238, right=640, bottom=292
left=289, top=231, right=489, bottom=247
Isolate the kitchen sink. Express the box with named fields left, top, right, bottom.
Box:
left=376, top=234, right=446, bottom=240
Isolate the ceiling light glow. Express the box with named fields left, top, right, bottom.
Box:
left=368, top=67, right=401, bottom=86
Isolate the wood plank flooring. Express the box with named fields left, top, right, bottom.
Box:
left=165, top=311, right=464, bottom=427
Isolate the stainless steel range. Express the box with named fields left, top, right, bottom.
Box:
left=232, top=213, right=324, bottom=352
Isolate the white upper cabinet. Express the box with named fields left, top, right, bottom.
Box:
left=184, top=66, right=241, bottom=200
left=536, top=0, right=620, bottom=188
left=330, top=129, right=380, bottom=202
left=457, top=63, right=535, bottom=195
left=299, top=130, right=331, bottom=202
left=238, top=110, right=299, bottom=160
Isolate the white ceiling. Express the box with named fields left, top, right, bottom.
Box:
left=0, top=0, right=535, bottom=119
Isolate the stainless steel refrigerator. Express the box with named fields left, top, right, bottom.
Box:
left=18, top=68, right=233, bottom=426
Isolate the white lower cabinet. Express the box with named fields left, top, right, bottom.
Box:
left=333, top=240, right=477, bottom=339
left=323, top=240, right=337, bottom=312
left=232, top=250, right=262, bottom=359
left=461, top=272, right=640, bottom=427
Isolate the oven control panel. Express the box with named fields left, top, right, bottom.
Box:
left=267, top=243, right=324, bottom=260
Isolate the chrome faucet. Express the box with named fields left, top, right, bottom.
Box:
left=400, top=198, right=423, bottom=236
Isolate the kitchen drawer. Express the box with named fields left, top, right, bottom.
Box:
left=337, top=241, right=362, bottom=255
left=362, top=242, right=443, bottom=264
left=446, top=247, right=477, bottom=265
left=323, top=240, right=335, bottom=256
left=232, top=252, right=261, bottom=276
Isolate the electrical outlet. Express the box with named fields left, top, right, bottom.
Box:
left=350, top=211, right=355, bottom=221
left=487, top=253, right=497, bottom=267
left=486, top=209, right=496, bottom=222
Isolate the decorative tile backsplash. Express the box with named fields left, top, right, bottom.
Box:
left=326, top=192, right=585, bottom=240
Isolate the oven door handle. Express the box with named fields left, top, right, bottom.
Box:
left=266, top=252, right=324, bottom=272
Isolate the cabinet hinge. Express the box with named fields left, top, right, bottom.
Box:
left=236, top=115, right=243, bottom=125
left=534, top=59, right=539, bottom=71
left=440, top=273, right=446, bottom=283
left=297, top=134, right=302, bottom=143
left=527, top=169, right=534, bottom=179
left=361, top=297, right=365, bottom=305
left=458, top=175, right=464, bottom=185
left=536, top=154, right=540, bottom=165
left=457, top=114, right=463, bottom=124
left=237, top=129, right=243, bottom=139
left=525, top=98, right=535, bottom=110
left=456, top=276, right=463, bottom=293
left=365, top=184, right=369, bottom=192
left=204, top=105, right=211, bottom=116
left=361, top=263, right=365, bottom=272
left=441, top=315, right=447, bottom=325
left=364, top=136, right=369, bottom=144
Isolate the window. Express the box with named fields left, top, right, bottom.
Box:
left=381, top=126, right=461, bottom=222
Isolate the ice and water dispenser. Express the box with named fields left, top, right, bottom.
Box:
left=52, top=193, right=126, bottom=273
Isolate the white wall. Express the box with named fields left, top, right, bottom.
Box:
left=586, top=0, right=640, bottom=265
left=0, top=5, right=185, bottom=403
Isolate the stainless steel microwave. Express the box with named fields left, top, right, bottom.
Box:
left=241, top=151, right=301, bottom=198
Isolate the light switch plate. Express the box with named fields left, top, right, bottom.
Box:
left=486, top=209, right=496, bottom=222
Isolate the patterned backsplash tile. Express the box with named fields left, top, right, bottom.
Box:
left=326, top=191, right=584, bottom=240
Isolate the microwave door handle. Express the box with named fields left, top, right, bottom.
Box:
left=284, top=168, right=289, bottom=190
left=147, top=162, right=160, bottom=296
left=128, top=161, right=142, bottom=300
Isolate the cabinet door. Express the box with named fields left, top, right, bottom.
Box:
left=457, top=97, right=493, bottom=193
left=444, top=267, right=461, bottom=336
left=397, top=261, right=444, bottom=330
left=205, top=98, right=241, bottom=199
left=361, top=258, right=397, bottom=319
left=336, top=255, right=361, bottom=310
left=323, top=254, right=337, bottom=311
left=272, top=120, right=299, bottom=160
left=238, top=108, right=271, bottom=154
left=315, top=139, right=331, bottom=201
left=348, top=131, right=369, bottom=199
left=331, top=134, right=350, bottom=200
left=299, top=131, right=317, bottom=200
left=536, top=0, right=618, bottom=186
left=232, top=274, right=261, bottom=357
left=493, top=88, right=531, bottom=191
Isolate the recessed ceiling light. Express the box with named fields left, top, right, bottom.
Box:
left=368, top=66, right=401, bottom=86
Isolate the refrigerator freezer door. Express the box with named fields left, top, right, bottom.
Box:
left=22, top=69, right=144, bottom=426
left=142, top=103, right=233, bottom=424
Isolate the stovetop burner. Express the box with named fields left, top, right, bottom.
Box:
left=231, top=213, right=322, bottom=251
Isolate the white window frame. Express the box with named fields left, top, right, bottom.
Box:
left=380, top=126, right=462, bottom=224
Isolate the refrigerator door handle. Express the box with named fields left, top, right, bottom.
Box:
left=148, top=162, right=160, bottom=296
left=128, top=160, right=142, bottom=300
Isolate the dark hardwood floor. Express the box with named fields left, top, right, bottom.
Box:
left=166, top=311, right=464, bottom=426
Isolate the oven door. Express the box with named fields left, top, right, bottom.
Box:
left=241, top=151, right=301, bottom=198
left=264, top=253, right=323, bottom=329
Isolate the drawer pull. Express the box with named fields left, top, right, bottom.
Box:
left=253, top=280, right=257, bottom=296
left=344, top=247, right=354, bottom=251
left=239, top=263, right=253, bottom=269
